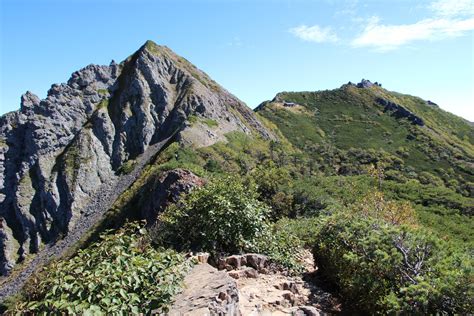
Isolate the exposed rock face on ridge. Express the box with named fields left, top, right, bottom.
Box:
left=0, top=40, right=272, bottom=276
left=139, top=168, right=205, bottom=223
left=376, top=97, right=425, bottom=126
left=0, top=63, right=120, bottom=275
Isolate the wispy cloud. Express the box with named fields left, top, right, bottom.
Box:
left=351, top=0, right=474, bottom=52
left=289, top=25, right=339, bottom=43
left=430, top=0, right=474, bottom=17
left=334, top=0, right=359, bottom=17
left=351, top=16, right=474, bottom=51
left=290, top=0, right=473, bottom=51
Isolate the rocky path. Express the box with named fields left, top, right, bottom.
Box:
left=169, top=251, right=341, bottom=315
left=232, top=251, right=340, bottom=315
left=0, top=134, right=177, bottom=302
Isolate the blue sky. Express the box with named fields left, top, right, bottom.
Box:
left=1, top=0, right=473, bottom=120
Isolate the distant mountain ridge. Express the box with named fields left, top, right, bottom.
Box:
left=256, top=80, right=474, bottom=194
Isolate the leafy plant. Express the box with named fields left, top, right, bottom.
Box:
left=13, top=222, right=191, bottom=314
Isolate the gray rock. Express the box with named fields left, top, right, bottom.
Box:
left=168, top=263, right=240, bottom=315
left=356, top=78, right=374, bottom=88
left=376, top=97, right=424, bottom=126
left=140, top=168, right=205, bottom=223
left=295, top=306, right=321, bottom=316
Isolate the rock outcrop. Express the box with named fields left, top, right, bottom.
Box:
left=0, top=40, right=272, bottom=277
left=376, top=98, right=424, bottom=126
left=212, top=251, right=339, bottom=315
left=345, top=79, right=382, bottom=88
left=140, top=168, right=205, bottom=223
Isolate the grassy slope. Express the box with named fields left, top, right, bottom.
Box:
left=252, top=84, right=473, bottom=247
left=256, top=85, right=474, bottom=190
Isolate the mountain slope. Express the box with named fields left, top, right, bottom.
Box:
left=0, top=40, right=272, bottom=277
left=255, top=80, right=474, bottom=196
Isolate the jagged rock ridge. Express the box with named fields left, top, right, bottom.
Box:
left=0, top=40, right=272, bottom=276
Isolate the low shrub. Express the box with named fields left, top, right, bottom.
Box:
left=118, top=159, right=137, bottom=174
left=13, top=223, right=191, bottom=314
left=313, top=213, right=473, bottom=314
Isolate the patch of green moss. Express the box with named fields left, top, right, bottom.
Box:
left=187, top=115, right=218, bottom=128
left=202, top=118, right=218, bottom=128
left=118, top=159, right=137, bottom=174
left=188, top=115, right=198, bottom=124
left=97, top=99, right=109, bottom=110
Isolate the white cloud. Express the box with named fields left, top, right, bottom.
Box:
left=290, top=0, right=473, bottom=50
left=430, top=0, right=474, bottom=17
left=351, top=15, right=474, bottom=51
left=290, top=25, right=339, bottom=43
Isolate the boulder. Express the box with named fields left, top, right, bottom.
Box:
left=376, top=98, right=424, bottom=126
left=168, top=263, right=240, bottom=315
left=228, top=267, right=259, bottom=279
left=356, top=79, right=374, bottom=88
left=216, top=253, right=268, bottom=273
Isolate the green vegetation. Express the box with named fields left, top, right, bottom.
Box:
left=202, top=118, right=218, bottom=128
left=13, top=223, right=191, bottom=314
left=61, top=134, right=93, bottom=186
left=313, top=213, right=472, bottom=314
left=142, top=82, right=474, bottom=309
left=257, top=86, right=474, bottom=195
left=187, top=114, right=219, bottom=128
left=118, top=159, right=137, bottom=174
left=151, top=176, right=304, bottom=271
left=273, top=184, right=472, bottom=314
left=152, top=177, right=269, bottom=253
left=97, top=98, right=109, bottom=109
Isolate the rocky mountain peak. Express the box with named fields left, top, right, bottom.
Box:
left=342, top=79, right=382, bottom=89
left=0, top=41, right=272, bottom=278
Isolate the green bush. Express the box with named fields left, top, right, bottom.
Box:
left=13, top=223, right=191, bottom=314
left=151, top=177, right=304, bottom=271
left=313, top=213, right=473, bottom=314
left=252, top=221, right=305, bottom=273
left=152, top=176, right=270, bottom=254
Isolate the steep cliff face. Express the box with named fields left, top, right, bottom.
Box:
left=0, top=40, right=271, bottom=275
